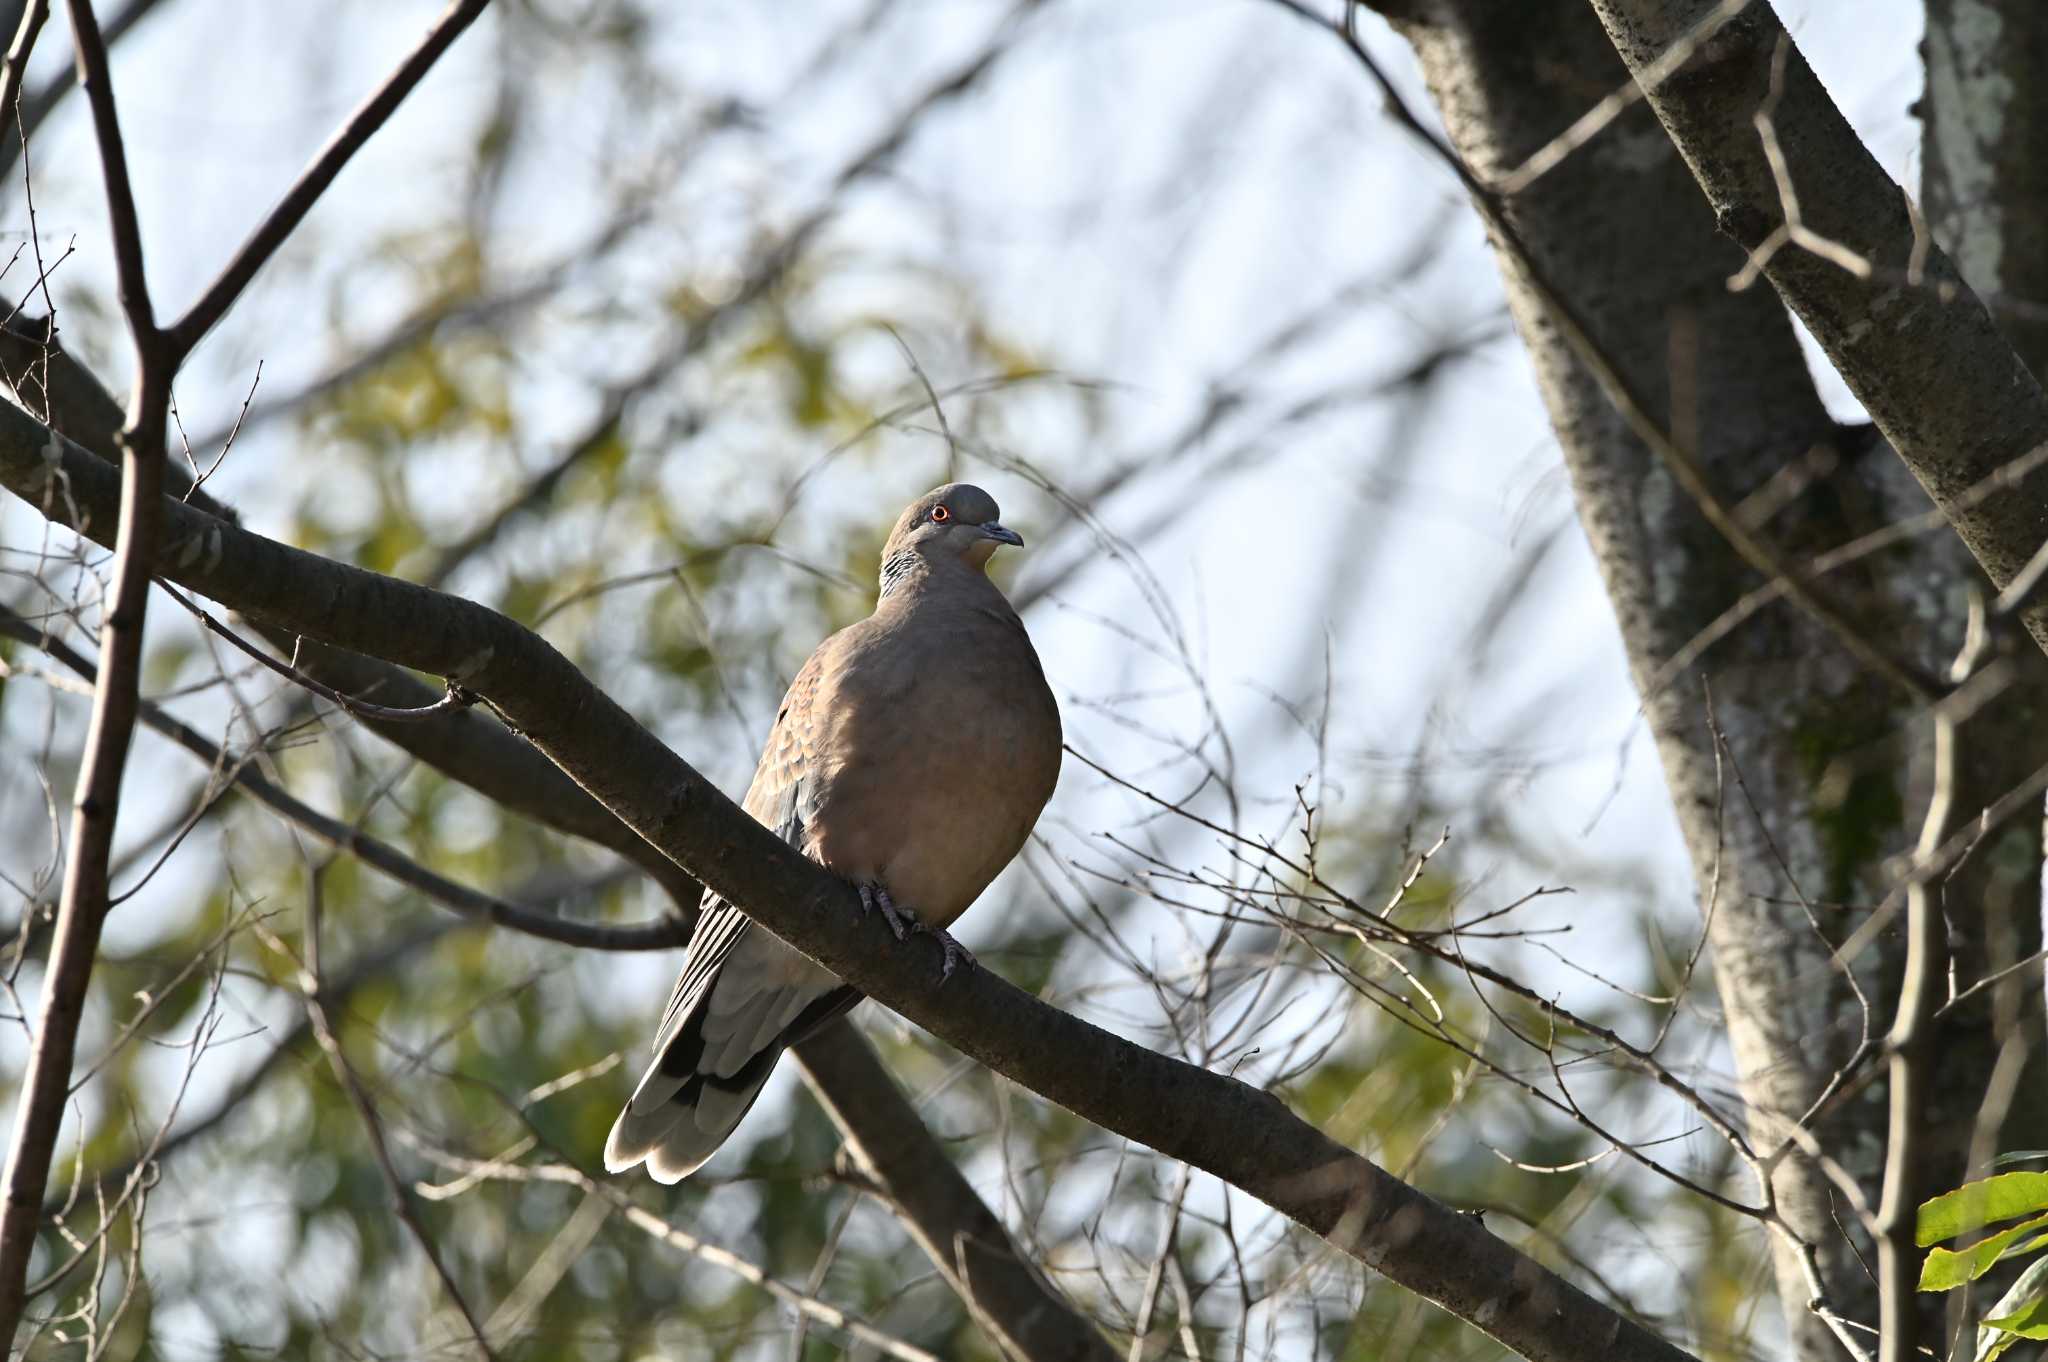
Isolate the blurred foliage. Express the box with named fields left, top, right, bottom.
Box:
left=0, top=0, right=1774, bottom=1359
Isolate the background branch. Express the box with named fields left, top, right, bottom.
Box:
left=1585, top=0, right=2048, bottom=650
left=0, top=396, right=1699, bottom=1362
left=0, top=0, right=166, bottom=1337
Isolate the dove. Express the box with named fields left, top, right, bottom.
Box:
left=605, top=483, right=1061, bottom=1182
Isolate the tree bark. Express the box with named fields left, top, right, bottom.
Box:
left=1371, top=0, right=2048, bottom=1352
left=1922, top=0, right=2048, bottom=378
left=1583, top=0, right=2048, bottom=640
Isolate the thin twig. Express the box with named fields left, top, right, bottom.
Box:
left=162, top=0, right=491, bottom=362
left=292, top=867, right=498, bottom=1361
left=1273, top=0, right=1942, bottom=702
left=1873, top=623, right=1971, bottom=1362
left=0, top=2, right=51, bottom=151
left=157, top=581, right=476, bottom=724
left=0, top=0, right=168, bottom=1339
left=0, top=604, right=685, bottom=951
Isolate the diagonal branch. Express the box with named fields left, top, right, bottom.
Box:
left=794, top=1019, right=1121, bottom=1362
left=10, top=594, right=1111, bottom=1361
left=1582, top=0, right=2048, bottom=656
left=1277, top=0, right=1942, bottom=702
left=162, top=0, right=490, bottom=363
left=0, top=312, right=1119, bottom=1356
left=0, top=404, right=1699, bottom=1362
left=0, top=605, right=690, bottom=951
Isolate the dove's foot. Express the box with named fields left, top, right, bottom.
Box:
left=857, top=882, right=975, bottom=982
left=858, top=881, right=914, bottom=942
left=914, top=924, right=976, bottom=983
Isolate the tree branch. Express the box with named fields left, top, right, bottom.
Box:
left=9, top=598, right=1118, bottom=1362
left=1582, top=0, right=2048, bottom=655
left=0, top=407, right=1700, bottom=1362
left=0, top=605, right=690, bottom=951
left=1872, top=705, right=1954, bottom=1362
left=0, top=0, right=166, bottom=190
left=0, top=0, right=165, bottom=1339
left=793, top=1019, right=1120, bottom=1362
left=161, top=0, right=490, bottom=363
left=0, top=1, right=49, bottom=149
left=1278, top=0, right=1943, bottom=702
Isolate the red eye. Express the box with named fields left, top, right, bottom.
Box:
left=930, top=505, right=950, bottom=523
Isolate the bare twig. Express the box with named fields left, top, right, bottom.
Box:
left=0, top=2, right=50, bottom=149
left=0, top=605, right=685, bottom=951
left=793, top=1019, right=1121, bottom=1362
left=0, top=0, right=168, bottom=1339
left=162, top=0, right=491, bottom=362
left=158, top=581, right=476, bottom=724
left=1494, top=0, right=1748, bottom=194
left=0, top=0, right=165, bottom=189
left=1274, top=0, right=1942, bottom=702
left=465, top=1154, right=943, bottom=1362
left=291, top=866, right=498, bottom=1361
left=1873, top=630, right=1970, bottom=1362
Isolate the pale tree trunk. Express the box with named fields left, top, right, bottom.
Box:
left=1369, top=1, right=2048, bottom=1354
left=1918, top=0, right=2048, bottom=1337
left=1923, top=0, right=2048, bottom=377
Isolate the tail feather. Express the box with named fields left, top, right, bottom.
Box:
left=605, top=941, right=861, bottom=1181
left=605, top=1030, right=782, bottom=1183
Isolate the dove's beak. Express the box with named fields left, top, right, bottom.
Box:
left=981, top=523, right=1024, bottom=548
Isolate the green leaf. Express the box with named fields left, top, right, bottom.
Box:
left=1981, top=1258, right=2048, bottom=1361
left=1920, top=1172, right=2048, bottom=1245
left=1921, top=1211, right=2048, bottom=1290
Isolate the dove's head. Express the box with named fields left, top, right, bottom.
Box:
left=880, top=484, right=1023, bottom=584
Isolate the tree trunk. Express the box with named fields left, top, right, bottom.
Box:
left=1372, top=0, right=2048, bottom=1352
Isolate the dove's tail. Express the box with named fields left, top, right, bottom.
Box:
left=605, top=928, right=859, bottom=1183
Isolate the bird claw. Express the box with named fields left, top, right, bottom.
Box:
left=857, top=882, right=975, bottom=981
left=858, top=882, right=913, bottom=942
left=923, top=927, right=976, bottom=983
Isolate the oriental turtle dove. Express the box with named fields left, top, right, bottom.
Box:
left=605, top=483, right=1061, bottom=1182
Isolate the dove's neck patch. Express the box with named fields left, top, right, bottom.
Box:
left=880, top=548, right=992, bottom=599
left=878, top=550, right=922, bottom=599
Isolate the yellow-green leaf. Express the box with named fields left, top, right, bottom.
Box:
left=1981, top=1258, right=2048, bottom=1360
left=1920, top=1212, right=2048, bottom=1290
left=1920, top=1172, right=2048, bottom=1246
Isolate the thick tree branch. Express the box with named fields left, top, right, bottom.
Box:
left=0, top=313, right=1146, bottom=1356
left=793, top=1019, right=1120, bottom=1362
left=0, top=407, right=1698, bottom=1362
left=1280, top=0, right=1943, bottom=703
left=15, top=601, right=1111, bottom=1362
left=1583, top=0, right=2048, bottom=654
left=0, top=606, right=690, bottom=951
left=0, top=307, right=713, bottom=907
left=1346, top=3, right=2048, bottom=1353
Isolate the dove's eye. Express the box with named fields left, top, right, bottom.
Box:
left=930, top=505, right=951, bottom=523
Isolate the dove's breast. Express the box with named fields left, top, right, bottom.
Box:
left=801, top=595, right=1060, bottom=926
